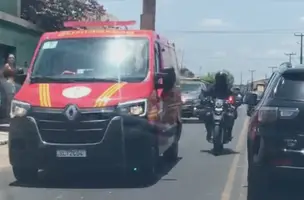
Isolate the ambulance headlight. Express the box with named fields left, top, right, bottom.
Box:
left=117, top=99, right=147, bottom=116
left=10, top=100, right=31, bottom=118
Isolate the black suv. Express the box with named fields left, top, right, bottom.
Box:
left=245, top=67, right=304, bottom=190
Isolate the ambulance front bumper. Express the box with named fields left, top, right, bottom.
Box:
left=9, top=115, right=158, bottom=170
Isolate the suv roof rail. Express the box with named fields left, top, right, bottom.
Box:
left=63, top=20, right=136, bottom=30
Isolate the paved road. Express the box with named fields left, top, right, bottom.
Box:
left=0, top=106, right=299, bottom=200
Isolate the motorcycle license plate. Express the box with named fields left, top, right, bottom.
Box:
left=215, top=108, right=223, bottom=112
left=213, top=115, right=222, bottom=120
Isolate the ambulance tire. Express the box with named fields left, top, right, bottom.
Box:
left=163, top=122, right=180, bottom=162
left=140, top=145, right=159, bottom=181
left=163, top=142, right=179, bottom=162
left=13, top=167, right=38, bottom=183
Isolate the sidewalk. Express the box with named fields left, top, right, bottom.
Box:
left=0, top=123, right=8, bottom=145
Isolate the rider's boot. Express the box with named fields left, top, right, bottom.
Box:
left=205, top=124, right=213, bottom=143
left=226, top=127, right=233, bottom=142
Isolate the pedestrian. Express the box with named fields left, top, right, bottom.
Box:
left=1, top=54, right=16, bottom=84
left=3, top=54, right=16, bottom=71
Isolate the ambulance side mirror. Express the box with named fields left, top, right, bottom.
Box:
left=154, top=68, right=176, bottom=90
left=154, top=72, right=166, bottom=89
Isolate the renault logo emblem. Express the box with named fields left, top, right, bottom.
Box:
left=65, top=105, right=78, bottom=120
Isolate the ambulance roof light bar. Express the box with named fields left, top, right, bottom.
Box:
left=63, top=20, right=136, bottom=30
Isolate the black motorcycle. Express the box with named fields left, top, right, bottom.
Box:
left=210, top=98, right=235, bottom=155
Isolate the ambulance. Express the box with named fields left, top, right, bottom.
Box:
left=9, top=21, right=182, bottom=182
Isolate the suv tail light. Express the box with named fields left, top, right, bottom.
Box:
left=258, top=106, right=299, bottom=123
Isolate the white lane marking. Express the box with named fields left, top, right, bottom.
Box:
left=221, top=117, right=249, bottom=200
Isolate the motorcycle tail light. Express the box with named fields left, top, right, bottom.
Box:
left=258, top=106, right=299, bottom=123
left=228, top=96, right=234, bottom=104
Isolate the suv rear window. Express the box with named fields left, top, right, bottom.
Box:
left=275, top=72, right=304, bottom=101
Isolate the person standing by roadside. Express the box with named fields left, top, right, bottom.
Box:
left=2, top=54, right=16, bottom=82
left=4, top=54, right=16, bottom=71
left=0, top=54, right=17, bottom=119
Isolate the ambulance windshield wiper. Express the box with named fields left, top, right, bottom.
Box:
left=30, top=76, right=77, bottom=83
left=77, top=77, right=119, bottom=82
left=30, top=76, right=119, bottom=83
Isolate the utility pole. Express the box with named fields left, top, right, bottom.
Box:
left=249, top=69, right=256, bottom=90
left=268, top=66, right=277, bottom=73
left=294, top=33, right=304, bottom=64
left=180, top=49, right=185, bottom=69
left=199, top=66, right=202, bottom=76
left=140, top=0, right=156, bottom=30
left=284, top=52, right=296, bottom=63
left=240, top=72, right=243, bottom=86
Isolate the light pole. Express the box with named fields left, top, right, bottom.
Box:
left=249, top=69, right=255, bottom=90
left=140, top=0, right=156, bottom=30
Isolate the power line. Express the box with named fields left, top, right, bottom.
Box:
left=165, top=29, right=304, bottom=35
left=295, top=33, right=304, bottom=64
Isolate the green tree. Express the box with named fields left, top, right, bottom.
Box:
left=201, top=70, right=234, bottom=86
left=21, top=0, right=106, bottom=31
left=201, top=72, right=215, bottom=84
left=180, top=67, right=195, bottom=78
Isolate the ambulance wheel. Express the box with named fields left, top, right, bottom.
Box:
left=13, top=167, right=38, bottom=183
left=163, top=142, right=179, bottom=162
left=133, top=144, right=159, bottom=184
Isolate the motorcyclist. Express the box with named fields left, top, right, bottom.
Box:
left=201, top=71, right=236, bottom=142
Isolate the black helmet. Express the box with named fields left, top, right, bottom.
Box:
left=215, top=71, right=228, bottom=85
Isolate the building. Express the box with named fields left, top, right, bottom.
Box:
left=0, top=0, right=41, bottom=68
left=244, top=78, right=269, bottom=92
left=251, top=78, right=268, bottom=89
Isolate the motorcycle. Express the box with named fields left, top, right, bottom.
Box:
left=209, top=97, right=235, bottom=155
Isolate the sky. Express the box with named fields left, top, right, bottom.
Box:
left=100, top=0, right=304, bottom=84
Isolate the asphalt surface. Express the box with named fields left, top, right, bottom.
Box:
left=0, top=106, right=300, bottom=200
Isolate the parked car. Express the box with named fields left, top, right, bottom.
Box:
left=245, top=67, right=304, bottom=192
left=180, top=78, right=207, bottom=119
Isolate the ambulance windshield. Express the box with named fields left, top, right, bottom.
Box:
left=31, top=37, right=149, bottom=83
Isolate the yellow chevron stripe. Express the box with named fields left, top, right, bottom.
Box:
left=45, top=84, right=51, bottom=107
left=99, top=83, right=127, bottom=107
left=94, top=83, right=121, bottom=107
left=39, top=84, right=51, bottom=107
left=97, top=83, right=126, bottom=107
left=39, top=84, right=45, bottom=107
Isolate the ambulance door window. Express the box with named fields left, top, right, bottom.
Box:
left=154, top=43, right=161, bottom=73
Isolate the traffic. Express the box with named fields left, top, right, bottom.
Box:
left=0, top=3, right=303, bottom=200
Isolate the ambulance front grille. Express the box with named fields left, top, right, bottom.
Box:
left=30, top=107, right=112, bottom=144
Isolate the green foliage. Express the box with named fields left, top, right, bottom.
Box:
left=21, top=0, right=106, bottom=31
left=201, top=72, right=215, bottom=84
left=180, top=68, right=195, bottom=78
